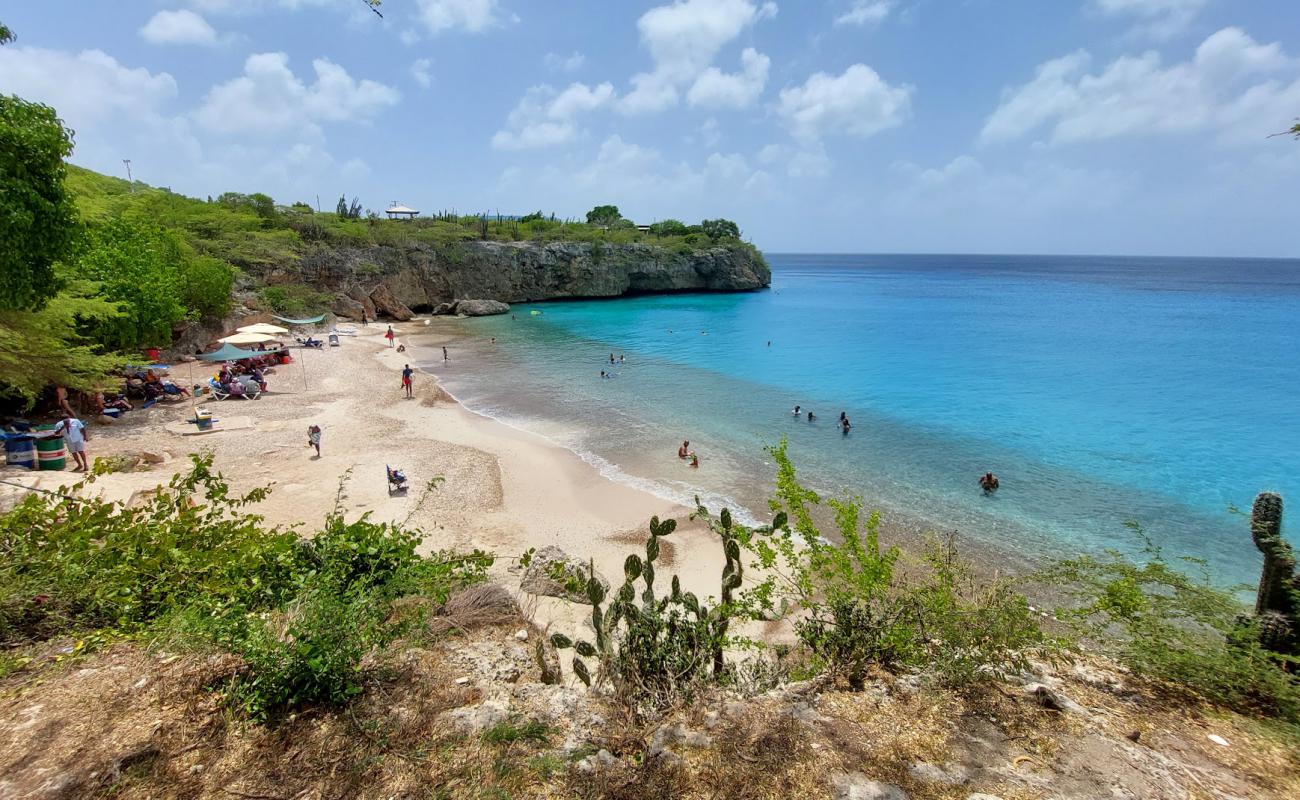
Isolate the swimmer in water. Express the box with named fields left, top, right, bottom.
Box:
left=678, top=440, right=690, bottom=459
left=610, top=353, right=616, bottom=364
left=841, top=416, right=851, bottom=434
left=979, top=472, right=1000, bottom=495
left=807, top=411, right=816, bottom=422
left=792, top=405, right=801, bottom=416
left=600, top=370, right=607, bottom=379
left=690, top=452, right=699, bottom=468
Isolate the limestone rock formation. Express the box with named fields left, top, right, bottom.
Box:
left=293, top=240, right=769, bottom=319
left=368, top=283, right=414, bottom=321
left=454, top=299, right=510, bottom=316
left=520, top=546, right=609, bottom=604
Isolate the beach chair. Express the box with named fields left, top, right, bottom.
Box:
left=241, top=379, right=262, bottom=400
left=209, top=380, right=230, bottom=400
left=386, top=465, right=409, bottom=496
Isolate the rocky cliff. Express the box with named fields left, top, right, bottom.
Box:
left=289, top=240, right=770, bottom=319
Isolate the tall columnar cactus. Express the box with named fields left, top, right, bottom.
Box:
left=1250, top=492, right=1298, bottom=654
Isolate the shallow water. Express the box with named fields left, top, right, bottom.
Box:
left=424, top=253, right=1300, bottom=586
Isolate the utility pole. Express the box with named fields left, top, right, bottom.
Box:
left=122, top=159, right=134, bottom=192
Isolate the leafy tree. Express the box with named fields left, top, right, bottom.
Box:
left=0, top=273, right=123, bottom=405
left=649, top=219, right=688, bottom=236
left=586, top=204, right=621, bottom=227
left=519, top=210, right=545, bottom=223
left=248, top=192, right=276, bottom=221
left=75, top=219, right=189, bottom=349
left=289, top=201, right=314, bottom=213
left=0, top=93, right=78, bottom=310
left=700, top=218, right=741, bottom=240
left=180, top=256, right=234, bottom=319
left=0, top=21, right=12, bottom=44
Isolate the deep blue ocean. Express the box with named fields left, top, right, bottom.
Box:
left=426, top=253, right=1300, bottom=586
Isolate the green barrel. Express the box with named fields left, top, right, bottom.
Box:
left=35, top=434, right=66, bottom=471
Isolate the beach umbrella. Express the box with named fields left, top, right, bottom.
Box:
left=236, top=323, right=289, bottom=335
left=218, top=332, right=280, bottom=345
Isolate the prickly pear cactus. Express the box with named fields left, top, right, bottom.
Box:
left=1250, top=492, right=1298, bottom=654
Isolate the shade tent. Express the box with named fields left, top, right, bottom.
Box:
left=218, top=332, right=280, bottom=345
left=197, top=344, right=260, bottom=362
left=273, top=314, right=327, bottom=325
left=236, top=323, right=289, bottom=335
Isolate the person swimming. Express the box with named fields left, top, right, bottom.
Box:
left=600, top=370, right=608, bottom=379
left=807, top=411, right=816, bottom=422
left=792, top=405, right=801, bottom=416
left=610, top=353, right=616, bottom=364
left=979, top=472, right=1000, bottom=495
left=619, top=354, right=625, bottom=363
left=841, top=416, right=851, bottom=434
left=678, top=440, right=690, bottom=459
left=689, top=452, right=699, bottom=468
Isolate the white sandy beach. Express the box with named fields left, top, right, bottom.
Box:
left=0, top=321, right=729, bottom=631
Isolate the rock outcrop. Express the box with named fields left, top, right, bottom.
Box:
left=450, top=299, right=510, bottom=317
left=296, top=240, right=769, bottom=319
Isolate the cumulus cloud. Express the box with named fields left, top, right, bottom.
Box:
left=758, top=142, right=831, bottom=178
left=491, top=82, right=616, bottom=149
left=687, top=47, right=769, bottom=108
left=544, top=51, right=586, bottom=72
left=621, top=0, right=777, bottom=114
left=414, top=0, right=509, bottom=35
left=411, top=58, right=433, bottom=88
left=195, top=52, right=400, bottom=137
left=776, top=63, right=912, bottom=141
left=140, top=10, right=220, bottom=46
left=0, top=46, right=180, bottom=124
left=1092, top=0, right=1211, bottom=39
left=980, top=27, right=1300, bottom=146
left=834, top=0, right=893, bottom=27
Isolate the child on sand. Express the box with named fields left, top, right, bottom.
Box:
left=307, top=424, right=322, bottom=457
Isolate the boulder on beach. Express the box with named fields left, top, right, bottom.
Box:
left=520, top=546, right=609, bottom=604
left=368, top=283, right=414, bottom=321
left=455, top=299, right=510, bottom=317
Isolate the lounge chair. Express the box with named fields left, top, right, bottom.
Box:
left=209, top=380, right=230, bottom=400
left=387, top=465, right=409, bottom=496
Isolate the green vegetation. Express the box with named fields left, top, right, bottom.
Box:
left=0, top=454, right=492, bottom=721
left=1041, top=524, right=1300, bottom=722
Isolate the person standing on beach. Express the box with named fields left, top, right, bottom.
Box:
left=361, top=311, right=368, bottom=326
left=56, top=411, right=89, bottom=471
left=402, top=364, right=414, bottom=398
left=307, top=425, right=322, bottom=457
left=442, top=346, right=449, bottom=362
left=385, top=326, right=395, bottom=347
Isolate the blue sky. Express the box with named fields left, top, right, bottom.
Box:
left=2, top=0, right=1298, bottom=256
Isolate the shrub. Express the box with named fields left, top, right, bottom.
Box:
left=180, top=255, right=234, bottom=319
left=1040, top=525, right=1300, bottom=722
left=741, top=441, right=1047, bottom=689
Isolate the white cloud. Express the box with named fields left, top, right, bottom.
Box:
left=758, top=142, right=830, bottom=178
left=1092, top=0, right=1210, bottom=39
left=699, top=117, right=722, bottom=147
left=491, top=82, right=616, bottom=150
left=414, top=0, right=508, bottom=35
left=687, top=47, right=769, bottom=109
left=195, top=52, right=400, bottom=137
left=621, top=0, right=777, bottom=114
left=140, top=10, right=220, bottom=46
left=411, top=58, right=433, bottom=88
left=980, top=27, right=1300, bottom=146
left=544, top=51, right=586, bottom=73
left=0, top=46, right=180, bottom=123
left=835, top=0, right=893, bottom=27
left=777, top=63, right=912, bottom=141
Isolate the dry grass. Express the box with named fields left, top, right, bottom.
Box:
left=426, top=583, right=522, bottom=637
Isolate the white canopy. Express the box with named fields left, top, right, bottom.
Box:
left=218, top=332, right=280, bottom=344
left=386, top=204, right=419, bottom=214
left=236, top=323, right=290, bottom=335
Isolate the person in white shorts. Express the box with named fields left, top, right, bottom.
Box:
left=56, top=411, right=89, bottom=471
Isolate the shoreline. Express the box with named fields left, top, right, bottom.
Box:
left=0, top=321, right=731, bottom=633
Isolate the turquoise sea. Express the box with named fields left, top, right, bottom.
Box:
left=424, top=254, right=1300, bottom=586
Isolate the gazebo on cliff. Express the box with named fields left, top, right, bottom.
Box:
left=385, top=202, right=419, bottom=221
